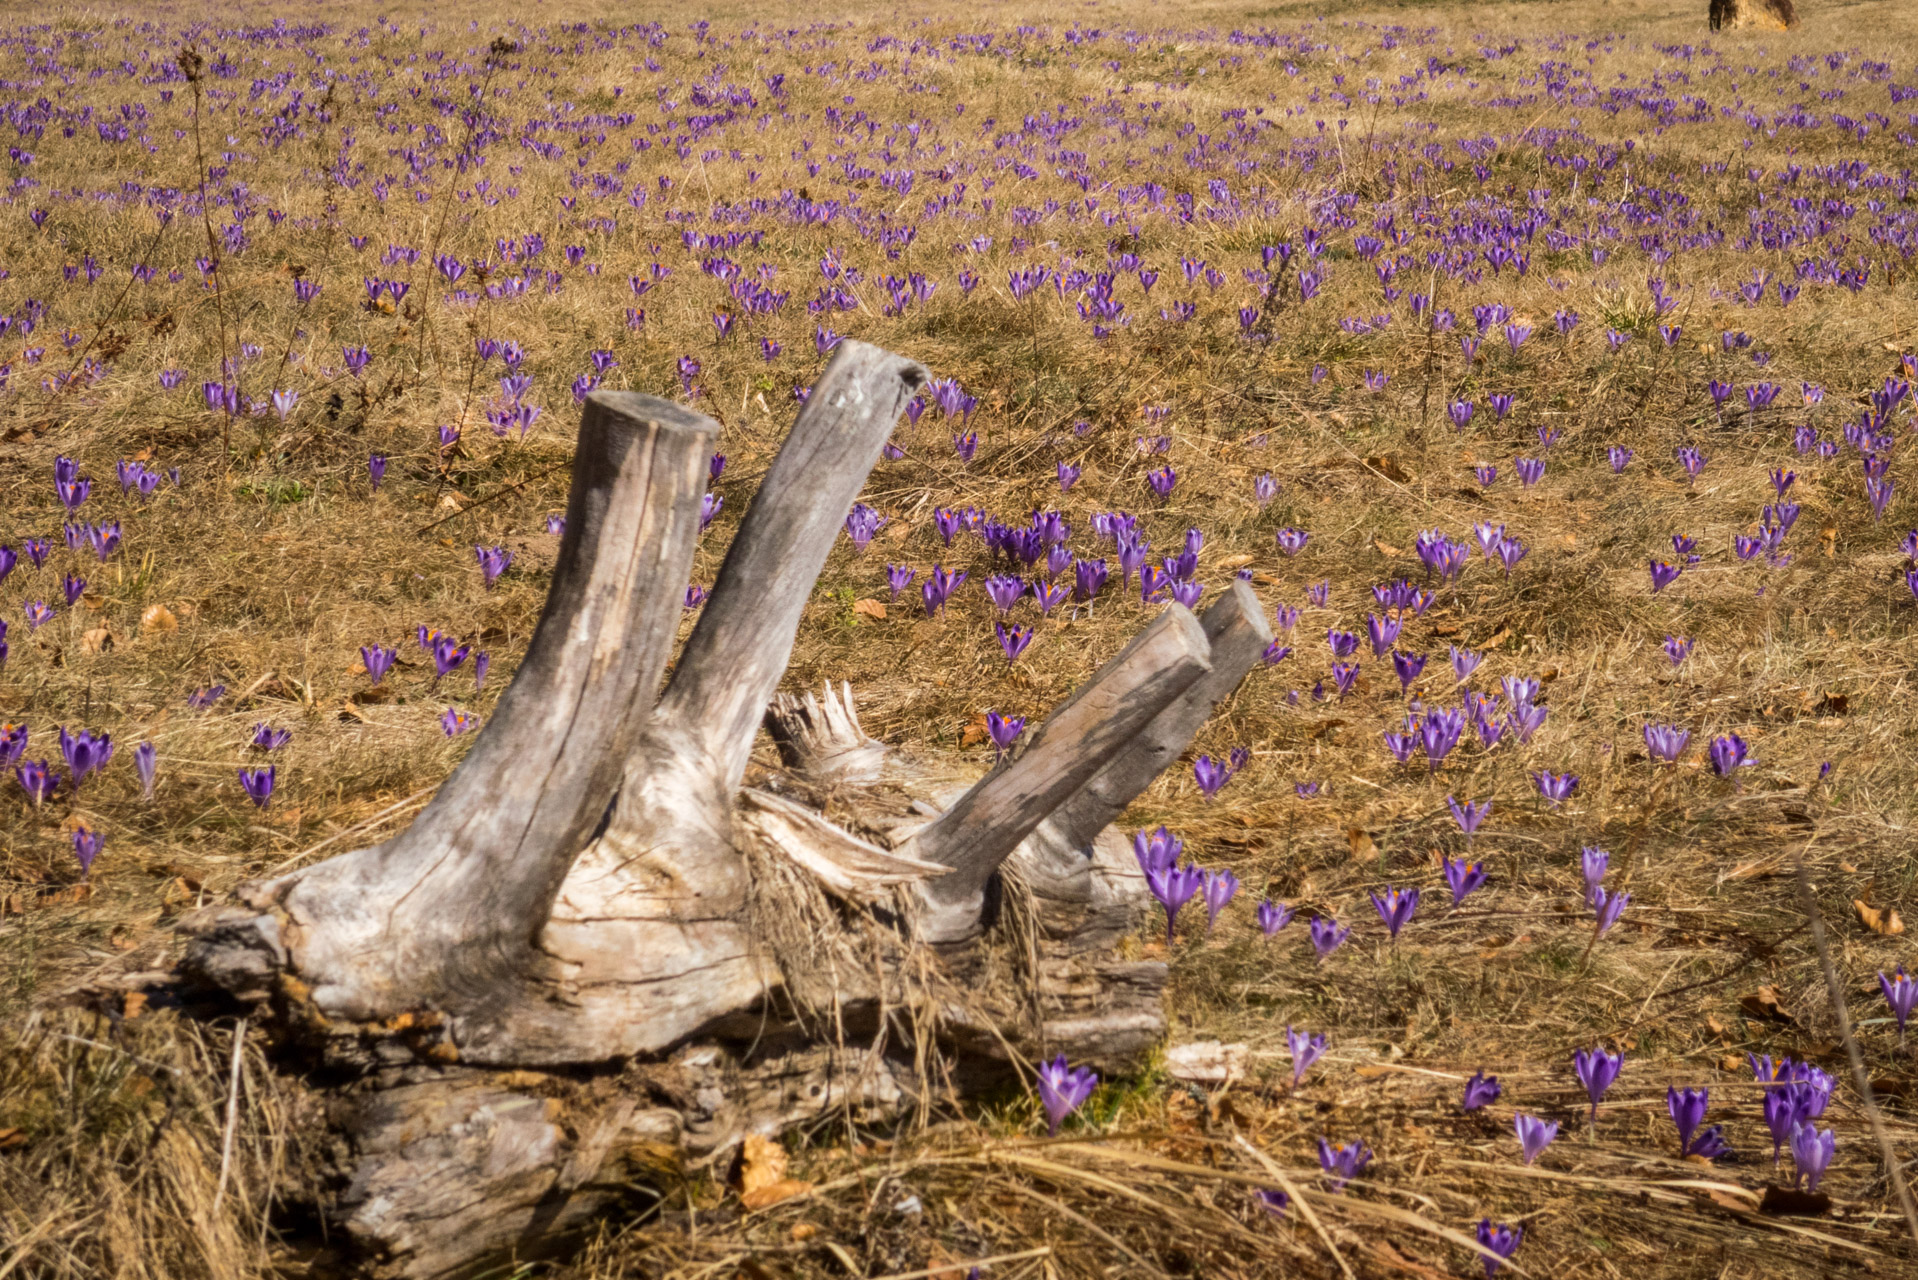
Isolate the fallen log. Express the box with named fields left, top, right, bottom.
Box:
left=175, top=340, right=1271, bottom=1279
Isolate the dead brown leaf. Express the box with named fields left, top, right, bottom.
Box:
left=851, top=598, right=886, bottom=620
left=739, top=1134, right=788, bottom=1196
left=81, top=627, right=119, bottom=654
left=1758, top=1185, right=1831, bottom=1217
left=961, top=712, right=990, bottom=748
left=1739, top=985, right=1796, bottom=1026
left=1372, top=537, right=1404, bottom=557
left=740, top=1178, right=814, bottom=1211
left=1345, top=826, right=1378, bottom=862
left=0, top=1128, right=25, bottom=1151
left=1216, top=553, right=1253, bottom=571
left=1853, top=900, right=1905, bottom=935
left=139, top=603, right=179, bottom=634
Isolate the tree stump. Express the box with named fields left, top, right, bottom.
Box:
left=1709, top=0, right=1799, bottom=31
left=176, top=341, right=1272, bottom=1279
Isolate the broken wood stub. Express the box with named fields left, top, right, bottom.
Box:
left=1709, top=0, right=1798, bottom=30
left=177, top=339, right=1274, bottom=1280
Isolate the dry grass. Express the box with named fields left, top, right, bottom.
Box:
left=5, top=0, right=1918, bottom=1275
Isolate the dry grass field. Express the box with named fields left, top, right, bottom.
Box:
left=5, top=0, right=1918, bottom=1275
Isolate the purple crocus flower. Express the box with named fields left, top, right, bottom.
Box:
left=1133, top=826, right=1184, bottom=875
left=1254, top=473, right=1279, bottom=506
left=251, top=723, right=291, bottom=752
left=1581, top=846, right=1610, bottom=903
left=1258, top=900, right=1294, bottom=936
left=986, top=711, right=1025, bottom=759
left=1072, top=557, right=1108, bottom=601
left=1880, top=966, right=1917, bottom=1036
left=1193, top=754, right=1232, bottom=799
left=368, top=454, right=387, bottom=490
left=25, top=600, right=57, bottom=631
left=1391, top=649, right=1426, bottom=691
left=1419, top=707, right=1466, bottom=770
left=1514, top=1113, right=1557, bottom=1164
left=16, top=758, right=58, bottom=806
left=1790, top=1123, right=1836, bottom=1192
left=995, top=621, right=1034, bottom=666
left=1708, top=734, right=1753, bottom=777
left=1475, top=464, right=1497, bottom=488
left=362, top=644, right=397, bottom=684
left=1648, top=560, right=1683, bottom=593
left=475, top=545, right=513, bottom=589
left=1675, top=445, right=1707, bottom=484
left=1759, top=1084, right=1802, bottom=1166
left=1370, top=886, right=1419, bottom=938
left=1474, top=1220, right=1524, bottom=1279
left=23, top=538, right=49, bottom=569
left=1145, top=465, right=1176, bottom=499
left=1316, top=1138, right=1372, bottom=1192
left=1663, top=635, right=1693, bottom=666
left=1608, top=446, right=1634, bottom=473
left=1256, top=1189, right=1289, bottom=1218
left=1201, top=868, right=1239, bottom=931
left=1513, top=456, right=1545, bottom=487
left=134, top=741, right=156, bottom=800
left=239, top=765, right=276, bottom=808
left=1447, top=795, right=1490, bottom=840
left=1275, top=527, right=1309, bottom=556
left=1057, top=461, right=1081, bottom=491
left=442, top=708, right=478, bottom=736
left=843, top=503, right=887, bottom=552
left=1643, top=722, right=1690, bottom=764
left=1532, top=769, right=1578, bottom=806
left=432, top=635, right=471, bottom=681
left=885, top=564, right=917, bottom=600
left=1573, top=1046, right=1624, bottom=1123
left=1145, top=863, right=1205, bottom=944
left=1036, top=1055, right=1099, bottom=1137
left=1330, top=661, right=1360, bottom=699
left=1462, top=1070, right=1502, bottom=1111
left=1309, top=915, right=1350, bottom=961
left=1443, top=856, right=1489, bottom=907
left=1287, top=1025, right=1327, bottom=1086
left=985, top=574, right=1026, bottom=614
left=1382, top=729, right=1417, bottom=765
left=1449, top=645, right=1483, bottom=683
left=59, top=727, right=113, bottom=787
left=1667, top=1087, right=1711, bottom=1156
left=72, top=826, right=103, bottom=878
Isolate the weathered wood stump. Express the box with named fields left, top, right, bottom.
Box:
left=177, top=341, right=1271, bottom=1279
left=1709, top=0, right=1799, bottom=30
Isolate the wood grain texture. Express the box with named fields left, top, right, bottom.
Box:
left=657, top=340, right=927, bottom=793
left=1047, top=579, right=1273, bottom=848
left=765, top=682, right=893, bottom=784
left=906, top=604, right=1213, bottom=937
left=185, top=395, right=716, bottom=1033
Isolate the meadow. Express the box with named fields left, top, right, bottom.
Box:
left=4, top=0, right=1918, bottom=1275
